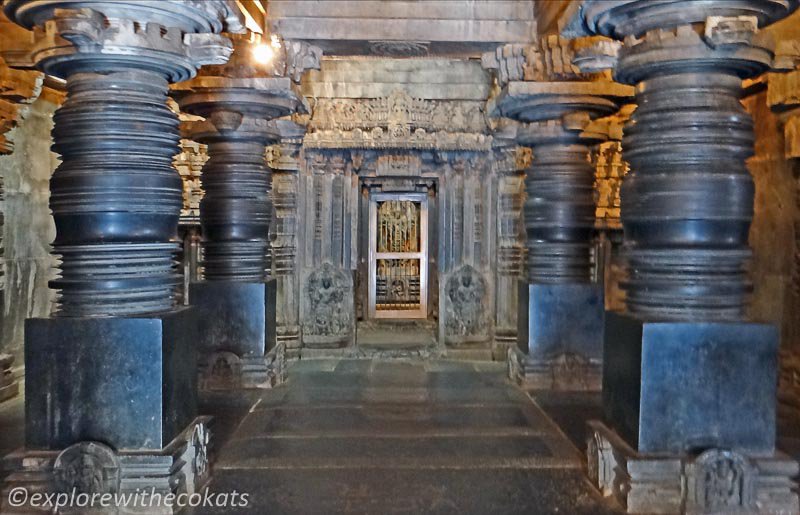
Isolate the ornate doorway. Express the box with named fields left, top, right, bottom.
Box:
left=368, top=193, right=428, bottom=319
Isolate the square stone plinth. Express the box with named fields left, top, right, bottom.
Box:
left=190, top=280, right=277, bottom=389
left=518, top=282, right=604, bottom=360
left=604, top=312, right=778, bottom=455
left=25, top=308, right=198, bottom=451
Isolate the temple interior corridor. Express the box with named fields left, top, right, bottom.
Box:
left=1, top=0, right=800, bottom=513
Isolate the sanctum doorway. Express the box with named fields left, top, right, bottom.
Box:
left=367, top=192, right=429, bottom=319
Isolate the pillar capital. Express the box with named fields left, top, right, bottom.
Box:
left=3, top=0, right=243, bottom=81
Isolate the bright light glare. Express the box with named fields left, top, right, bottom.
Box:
left=252, top=43, right=274, bottom=64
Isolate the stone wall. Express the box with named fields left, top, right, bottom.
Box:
left=743, top=11, right=800, bottom=434
left=0, top=96, right=59, bottom=368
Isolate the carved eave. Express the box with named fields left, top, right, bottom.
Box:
left=0, top=12, right=45, bottom=153
left=0, top=63, right=42, bottom=154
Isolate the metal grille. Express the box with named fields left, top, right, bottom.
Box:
left=368, top=193, right=428, bottom=319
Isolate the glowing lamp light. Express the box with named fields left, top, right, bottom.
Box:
left=252, top=43, right=274, bottom=64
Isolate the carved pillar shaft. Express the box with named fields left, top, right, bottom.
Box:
left=50, top=71, right=182, bottom=316
left=269, top=120, right=305, bottom=350
left=199, top=137, right=272, bottom=280
left=493, top=134, right=527, bottom=346
left=523, top=138, right=597, bottom=283
left=623, top=71, right=755, bottom=321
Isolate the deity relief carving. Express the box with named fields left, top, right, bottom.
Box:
left=201, top=351, right=243, bottom=390
left=691, top=449, right=753, bottom=511
left=444, top=265, right=488, bottom=344
left=303, top=263, right=354, bottom=347
left=53, top=442, right=121, bottom=495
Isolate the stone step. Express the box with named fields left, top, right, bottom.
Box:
left=233, top=404, right=552, bottom=436
left=215, top=434, right=580, bottom=470
left=266, top=386, right=524, bottom=405
left=191, top=468, right=617, bottom=515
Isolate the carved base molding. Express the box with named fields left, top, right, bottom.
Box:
left=508, top=348, right=601, bottom=391
left=0, top=354, right=19, bottom=404
left=199, top=343, right=286, bottom=391
left=587, top=421, right=799, bottom=515
left=1, top=417, right=212, bottom=514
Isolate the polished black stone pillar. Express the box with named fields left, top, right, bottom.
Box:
left=173, top=34, right=312, bottom=389
left=485, top=39, right=632, bottom=390
left=576, top=1, right=800, bottom=512
left=1, top=0, right=241, bottom=504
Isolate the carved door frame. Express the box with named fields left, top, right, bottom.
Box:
left=368, top=192, right=429, bottom=319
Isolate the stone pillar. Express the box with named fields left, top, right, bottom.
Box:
left=573, top=1, right=800, bottom=512
left=483, top=37, right=632, bottom=390
left=173, top=35, right=317, bottom=389
left=491, top=120, right=527, bottom=357
left=0, top=51, right=40, bottom=403
left=1, top=0, right=241, bottom=504
left=268, top=119, right=305, bottom=358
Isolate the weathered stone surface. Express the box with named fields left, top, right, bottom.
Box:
left=0, top=96, right=58, bottom=375
left=588, top=421, right=799, bottom=514
left=268, top=1, right=537, bottom=57
left=301, top=58, right=491, bottom=100
left=2, top=417, right=213, bottom=514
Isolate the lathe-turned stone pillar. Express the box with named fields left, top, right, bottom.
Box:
left=483, top=37, right=632, bottom=390
left=571, top=1, right=800, bottom=512
left=173, top=34, right=317, bottom=389
left=0, top=53, right=40, bottom=404
left=1, top=0, right=241, bottom=505
left=268, top=119, right=305, bottom=359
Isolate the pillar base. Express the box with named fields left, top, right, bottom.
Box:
left=605, top=313, right=778, bottom=454
left=0, top=353, right=18, bottom=404
left=508, top=347, right=601, bottom=391
left=515, top=282, right=604, bottom=390
left=190, top=280, right=278, bottom=390
left=587, top=421, right=799, bottom=514
left=25, top=308, right=198, bottom=451
left=1, top=417, right=212, bottom=514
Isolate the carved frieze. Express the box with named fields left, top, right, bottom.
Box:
left=305, top=127, right=492, bottom=151
left=305, top=90, right=491, bottom=152
left=310, top=90, right=487, bottom=133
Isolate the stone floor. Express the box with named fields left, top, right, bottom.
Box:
left=191, top=359, right=621, bottom=514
